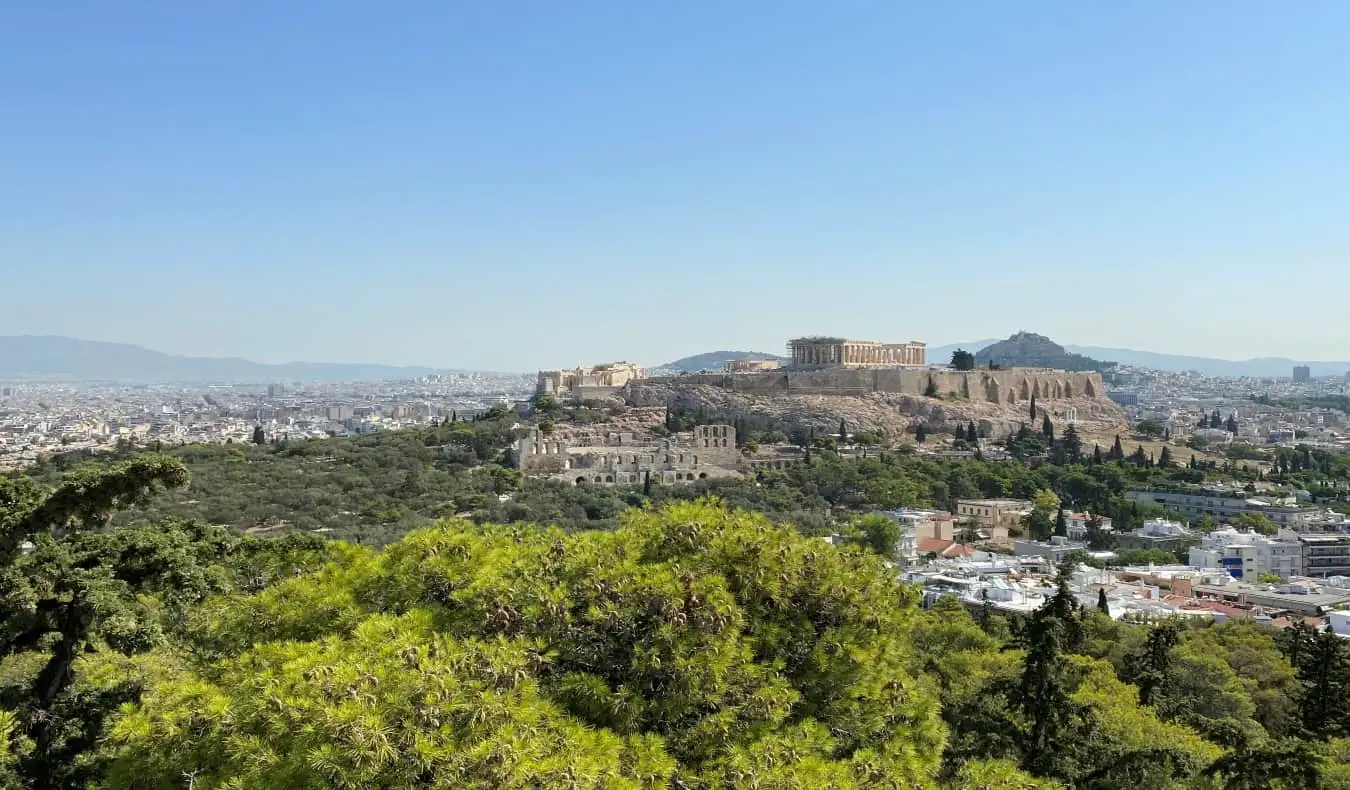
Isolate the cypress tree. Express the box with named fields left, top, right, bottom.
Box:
left=1053, top=507, right=1068, bottom=538
left=1042, top=413, right=1054, bottom=441
left=1296, top=629, right=1350, bottom=737
left=924, top=376, right=939, bottom=397
left=1092, top=444, right=1102, bottom=464
left=1097, top=587, right=1110, bottom=616
left=915, top=424, right=928, bottom=443
left=1132, top=623, right=1181, bottom=706
left=1111, top=435, right=1124, bottom=461
left=643, top=470, right=653, bottom=496
left=1030, top=393, right=1038, bottom=420
left=1062, top=423, right=1082, bottom=461
left=252, top=425, right=265, bottom=445
left=839, top=419, right=848, bottom=443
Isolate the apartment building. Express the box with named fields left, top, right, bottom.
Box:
left=1299, top=534, right=1350, bottom=578
left=1125, top=489, right=1314, bottom=528
left=1188, top=528, right=1303, bottom=580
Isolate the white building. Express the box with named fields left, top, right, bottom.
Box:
left=1188, top=527, right=1303, bottom=581
left=1060, top=511, right=1113, bottom=541
left=1141, top=518, right=1190, bottom=538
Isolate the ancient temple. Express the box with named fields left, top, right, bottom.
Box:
left=787, top=337, right=926, bottom=368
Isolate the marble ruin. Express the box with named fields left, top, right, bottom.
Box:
left=536, top=361, right=644, bottom=399
left=517, top=423, right=756, bottom=486
left=787, top=336, right=926, bottom=368
left=725, top=358, right=782, bottom=373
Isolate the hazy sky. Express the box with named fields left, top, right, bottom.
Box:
left=4, top=2, right=1349, bottom=371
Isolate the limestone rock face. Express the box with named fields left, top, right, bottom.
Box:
left=625, top=380, right=1128, bottom=441
left=974, top=332, right=1114, bottom=373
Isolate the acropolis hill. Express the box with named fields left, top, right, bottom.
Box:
left=621, top=335, right=1128, bottom=440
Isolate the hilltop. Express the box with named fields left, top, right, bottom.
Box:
left=974, top=332, right=1115, bottom=372
left=657, top=350, right=785, bottom=373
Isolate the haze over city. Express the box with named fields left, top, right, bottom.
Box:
left=5, top=2, right=1349, bottom=371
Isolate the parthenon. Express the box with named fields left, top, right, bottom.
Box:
left=787, top=336, right=926, bottom=368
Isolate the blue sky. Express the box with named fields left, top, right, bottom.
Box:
left=3, top=2, right=1348, bottom=371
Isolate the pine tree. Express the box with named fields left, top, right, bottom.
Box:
left=1097, top=587, right=1110, bottom=616
left=1042, top=413, right=1054, bottom=441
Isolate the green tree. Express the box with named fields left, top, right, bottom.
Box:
left=1110, top=435, right=1125, bottom=461
left=1030, top=394, right=1038, bottom=421
left=1159, top=446, right=1175, bottom=469
left=251, top=425, right=265, bottom=445
left=1129, top=622, right=1182, bottom=707
left=925, top=376, right=940, bottom=397
left=1297, top=630, right=1350, bottom=739
left=1097, top=588, right=1110, bottom=616
left=1041, top=414, right=1054, bottom=442
left=1135, top=420, right=1165, bottom=439
left=916, top=424, right=928, bottom=443
left=1061, top=424, right=1082, bottom=463
left=98, top=501, right=949, bottom=788
left=839, top=418, right=848, bottom=443
left=855, top=512, right=902, bottom=561
left=951, top=349, right=976, bottom=371
left=1238, top=512, right=1278, bottom=536
left=0, top=456, right=197, bottom=785
left=1053, top=507, right=1068, bottom=538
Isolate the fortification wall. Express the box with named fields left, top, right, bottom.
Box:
left=637, top=368, right=1103, bottom=404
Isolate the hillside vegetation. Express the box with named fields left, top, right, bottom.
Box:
left=6, top=428, right=1350, bottom=786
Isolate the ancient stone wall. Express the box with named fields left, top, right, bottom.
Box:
left=639, top=368, right=1103, bottom=404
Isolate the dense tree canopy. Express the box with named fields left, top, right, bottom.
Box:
left=7, top=429, right=1350, bottom=788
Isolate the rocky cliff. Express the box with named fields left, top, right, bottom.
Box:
left=625, top=379, right=1128, bottom=441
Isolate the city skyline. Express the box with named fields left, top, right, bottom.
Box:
left=5, top=2, right=1350, bottom=371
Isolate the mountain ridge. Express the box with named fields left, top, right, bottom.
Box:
left=657, top=350, right=786, bottom=373
left=0, top=335, right=479, bottom=382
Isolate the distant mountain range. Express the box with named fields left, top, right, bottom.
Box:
left=657, top=351, right=785, bottom=373
left=665, top=339, right=1350, bottom=378
left=0, top=336, right=458, bottom=383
